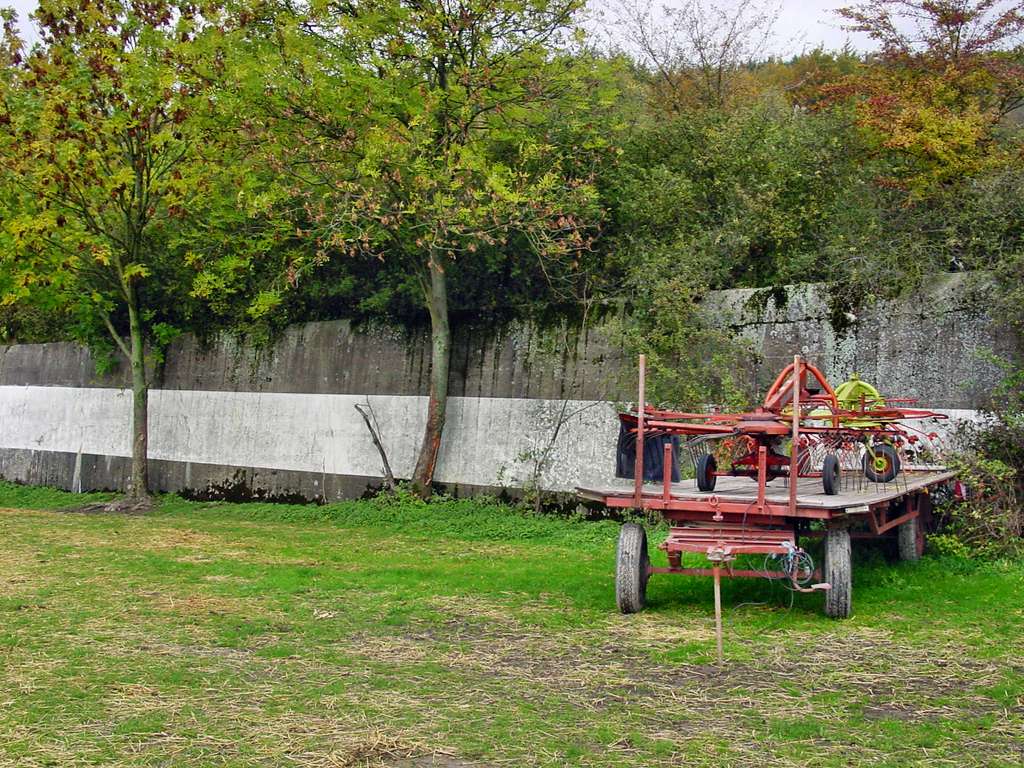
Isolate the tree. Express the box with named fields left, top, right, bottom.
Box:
left=827, top=1, right=1024, bottom=193
left=598, top=98, right=870, bottom=405
left=219, top=0, right=599, bottom=494
left=608, top=98, right=868, bottom=287
left=609, top=0, right=781, bottom=111
left=839, top=1, right=1024, bottom=76
left=0, top=0, right=234, bottom=502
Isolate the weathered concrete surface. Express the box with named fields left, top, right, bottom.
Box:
left=710, top=274, right=1016, bottom=410
left=0, top=342, right=128, bottom=389
left=0, top=274, right=1014, bottom=499
left=160, top=319, right=632, bottom=401
left=0, top=386, right=620, bottom=496
left=0, top=320, right=631, bottom=400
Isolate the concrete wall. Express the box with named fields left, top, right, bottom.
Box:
left=709, top=275, right=1016, bottom=410
left=0, top=274, right=1014, bottom=500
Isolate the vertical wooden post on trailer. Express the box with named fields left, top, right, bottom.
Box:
left=633, top=354, right=646, bottom=508
left=662, top=441, right=672, bottom=503
left=713, top=563, right=724, bottom=665
left=757, top=445, right=768, bottom=514
left=789, top=354, right=801, bottom=517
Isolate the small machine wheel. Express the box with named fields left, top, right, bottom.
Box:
left=898, top=516, right=923, bottom=561
left=615, top=523, right=650, bottom=614
left=863, top=443, right=901, bottom=483
left=822, top=454, right=841, bottom=495
left=696, top=454, right=717, bottom=492
left=824, top=524, right=852, bottom=618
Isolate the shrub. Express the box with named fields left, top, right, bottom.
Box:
left=927, top=533, right=973, bottom=560
left=935, top=456, right=1021, bottom=559
left=934, top=359, right=1024, bottom=559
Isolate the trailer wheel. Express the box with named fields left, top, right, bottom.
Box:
left=898, top=516, right=923, bottom=561
left=616, top=523, right=650, bottom=614
left=863, top=443, right=900, bottom=483
left=824, top=524, right=852, bottom=618
left=822, top=454, right=841, bottom=495
left=696, top=454, right=717, bottom=492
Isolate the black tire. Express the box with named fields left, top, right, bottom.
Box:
left=824, top=524, right=852, bottom=618
left=898, top=516, right=921, bottom=561
left=863, top=443, right=901, bottom=483
left=615, top=523, right=650, bottom=614
left=696, top=453, right=717, bottom=492
left=822, top=454, right=841, bottom=495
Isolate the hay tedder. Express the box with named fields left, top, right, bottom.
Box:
left=578, top=355, right=957, bottom=653
left=617, top=357, right=949, bottom=497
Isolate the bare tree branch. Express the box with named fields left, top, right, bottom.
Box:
left=608, top=0, right=781, bottom=109
left=355, top=401, right=396, bottom=491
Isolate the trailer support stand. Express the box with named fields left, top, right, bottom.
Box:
left=662, top=442, right=673, bottom=502
left=713, top=563, right=724, bottom=666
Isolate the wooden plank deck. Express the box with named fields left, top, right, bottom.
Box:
left=577, top=467, right=956, bottom=512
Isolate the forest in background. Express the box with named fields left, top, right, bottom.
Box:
left=0, top=0, right=1022, bottom=505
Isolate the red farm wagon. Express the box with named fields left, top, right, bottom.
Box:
left=578, top=355, right=957, bottom=636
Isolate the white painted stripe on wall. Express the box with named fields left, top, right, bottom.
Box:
left=0, top=386, right=134, bottom=458
left=0, top=386, right=983, bottom=492
left=0, top=386, right=623, bottom=491
left=148, top=389, right=425, bottom=479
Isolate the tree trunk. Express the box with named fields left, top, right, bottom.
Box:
left=126, top=284, right=150, bottom=499
left=412, top=257, right=451, bottom=497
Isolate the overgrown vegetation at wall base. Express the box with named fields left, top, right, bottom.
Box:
left=0, top=484, right=1022, bottom=766
left=936, top=360, right=1024, bottom=558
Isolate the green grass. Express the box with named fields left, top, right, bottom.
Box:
left=0, top=481, right=1022, bottom=767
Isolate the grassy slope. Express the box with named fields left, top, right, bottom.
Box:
left=0, top=483, right=1021, bottom=767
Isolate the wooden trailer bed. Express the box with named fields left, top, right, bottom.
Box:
left=578, top=466, right=955, bottom=515
left=583, top=463, right=956, bottom=622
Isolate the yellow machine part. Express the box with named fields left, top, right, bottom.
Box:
left=834, top=373, right=886, bottom=426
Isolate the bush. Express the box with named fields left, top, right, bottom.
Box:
left=935, top=455, right=1021, bottom=559
left=927, top=533, right=973, bottom=560
left=934, top=360, right=1024, bottom=559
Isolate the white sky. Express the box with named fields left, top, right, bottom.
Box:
left=8, top=0, right=38, bottom=43
left=6, top=0, right=875, bottom=54
left=768, top=1, right=877, bottom=54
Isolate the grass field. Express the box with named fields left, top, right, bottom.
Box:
left=0, top=483, right=1022, bottom=767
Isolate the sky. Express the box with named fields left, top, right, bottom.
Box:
left=6, top=0, right=876, bottom=53
left=767, top=1, right=877, bottom=54
left=8, top=0, right=36, bottom=35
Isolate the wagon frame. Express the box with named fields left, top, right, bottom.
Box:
left=577, top=355, right=956, bottom=627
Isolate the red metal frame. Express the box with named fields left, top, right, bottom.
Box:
left=615, top=355, right=949, bottom=589
left=867, top=494, right=920, bottom=535
left=619, top=357, right=948, bottom=493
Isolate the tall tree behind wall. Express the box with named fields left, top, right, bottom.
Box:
left=803, top=1, right=1024, bottom=305
left=608, top=0, right=781, bottom=111
left=829, top=0, right=1024, bottom=193
left=215, top=0, right=601, bottom=495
